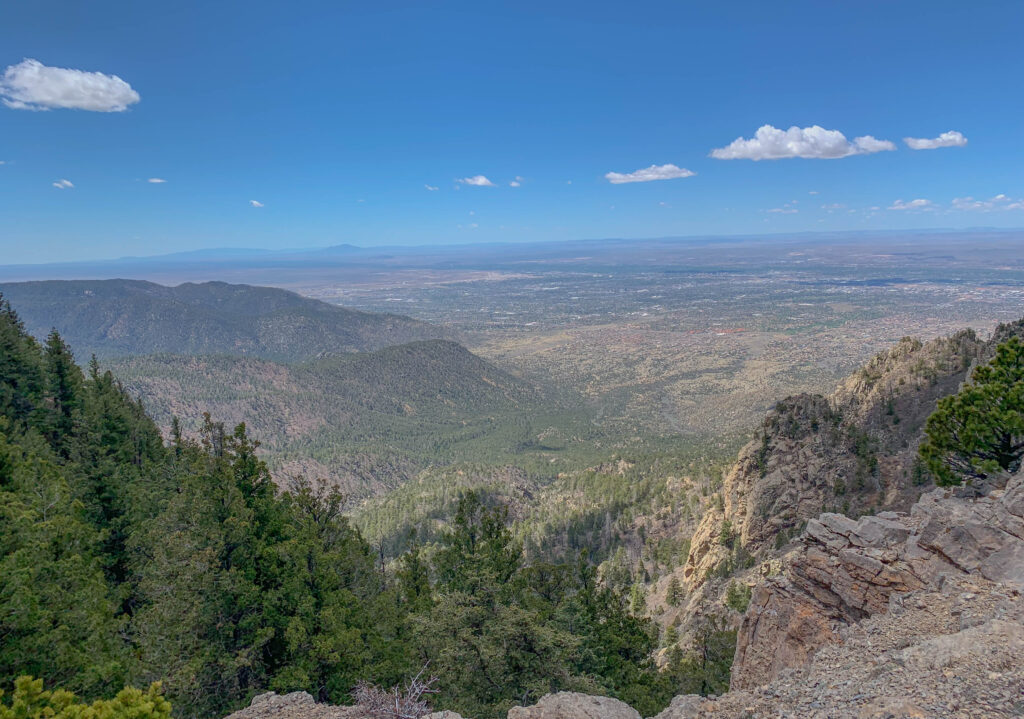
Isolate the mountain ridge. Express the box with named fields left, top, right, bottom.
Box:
left=0, top=279, right=453, bottom=362
left=107, top=339, right=594, bottom=496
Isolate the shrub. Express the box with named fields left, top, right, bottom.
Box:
left=0, top=677, right=171, bottom=719
left=351, top=665, right=439, bottom=719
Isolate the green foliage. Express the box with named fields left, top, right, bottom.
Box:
left=724, top=581, right=751, bottom=614
left=919, top=336, right=1024, bottom=485
left=658, top=614, right=735, bottom=699
left=129, top=422, right=409, bottom=717
left=108, top=345, right=602, bottom=498
left=405, top=492, right=671, bottom=719
left=628, top=582, right=648, bottom=616
left=0, top=428, right=126, bottom=696
left=665, top=576, right=683, bottom=607
left=0, top=677, right=170, bottom=719
left=718, top=519, right=734, bottom=548
left=0, top=306, right=409, bottom=717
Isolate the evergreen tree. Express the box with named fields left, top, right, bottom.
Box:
left=42, top=330, right=82, bottom=455
left=920, top=336, right=1024, bottom=485
left=0, top=676, right=171, bottom=719
left=666, top=576, right=683, bottom=607
left=0, top=296, right=45, bottom=426
left=0, top=427, right=126, bottom=697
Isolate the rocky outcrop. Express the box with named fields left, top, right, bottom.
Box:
left=655, top=573, right=1024, bottom=718
left=508, top=693, right=640, bottom=719
left=730, top=469, right=1024, bottom=690
left=223, top=692, right=368, bottom=719
left=682, top=326, right=1011, bottom=590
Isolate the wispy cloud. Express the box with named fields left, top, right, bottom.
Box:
left=509, top=176, right=524, bottom=187
left=52, top=178, right=73, bottom=189
left=456, top=175, right=495, bottom=187
left=249, top=200, right=264, bottom=208
left=952, top=194, right=1024, bottom=211
left=711, top=125, right=895, bottom=160
left=766, top=201, right=799, bottom=214
left=904, top=131, right=967, bottom=150
left=605, top=163, right=695, bottom=184
left=147, top=177, right=166, bottom=184
left=424, top=184, right=439, bottom=191
left=1, top=59, right=140, bottom=112
left=888, top=198, right=932, bottom=211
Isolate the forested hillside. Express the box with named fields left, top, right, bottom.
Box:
left=0, top=280, right=451, bottom=361
left=0, top=293, right=731, bottom=719
left=107, top=341, right=599, bottom=494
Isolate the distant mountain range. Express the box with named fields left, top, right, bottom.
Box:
left=4, top=230, right=1022, bottom=285
left=0, top=279, right=454, bottom=362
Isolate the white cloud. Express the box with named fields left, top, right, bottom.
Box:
left=604, top=163, right=696, bottom=184
left=952, top=194, right=1024, bottom=211
left=766, top=200, right=799, bottom=214
left=510, top=176, right=524, bottom=187
left=808, top=190, right=819, bottom=195
left=249, top=200, right=264, bottom=208
left=0, top=160, right=5, bottom=165
left=904, top=131, right=967, bottom=150
left=457, top=175, right=495, bottom=187
left=821, top=203, right=846, bottom=211
left=711, top=124, right=896, bottom=160
left=1, top=59, right=140, bottom=112
left=147, top=177, right=166, bottom=184
left=852, top=135, right=897, bottom=154
left=52, top=178, right=73, bottom=189
left=424, top=184, right=439, bottom=191
left=888, top=198, right=932, bottom=211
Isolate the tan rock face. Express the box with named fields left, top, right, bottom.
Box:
left=683, top=328, right=997, bottom=591
left=731, top=470, right=1024, bottom=690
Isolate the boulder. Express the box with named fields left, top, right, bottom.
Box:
left=647, top=695, right=706, bottom=719
left=508, top=693, right=640, bottom=719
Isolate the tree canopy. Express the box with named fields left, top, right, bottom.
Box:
left=920, top=336, right=1024, bottom=485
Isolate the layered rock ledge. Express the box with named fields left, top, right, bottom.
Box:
left=731, top=470, right=1024, bottom=690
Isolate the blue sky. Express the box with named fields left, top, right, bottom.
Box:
left=1, top=1, right=1023, bottom=263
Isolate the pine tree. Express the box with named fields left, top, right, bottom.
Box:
left=42, top=330, right=83, bottom=455
left=666, top=576, right=683, bottom=607
left=920, top=336, right=1024, bottom=485
left=0, top=295, right=44, bottom=426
